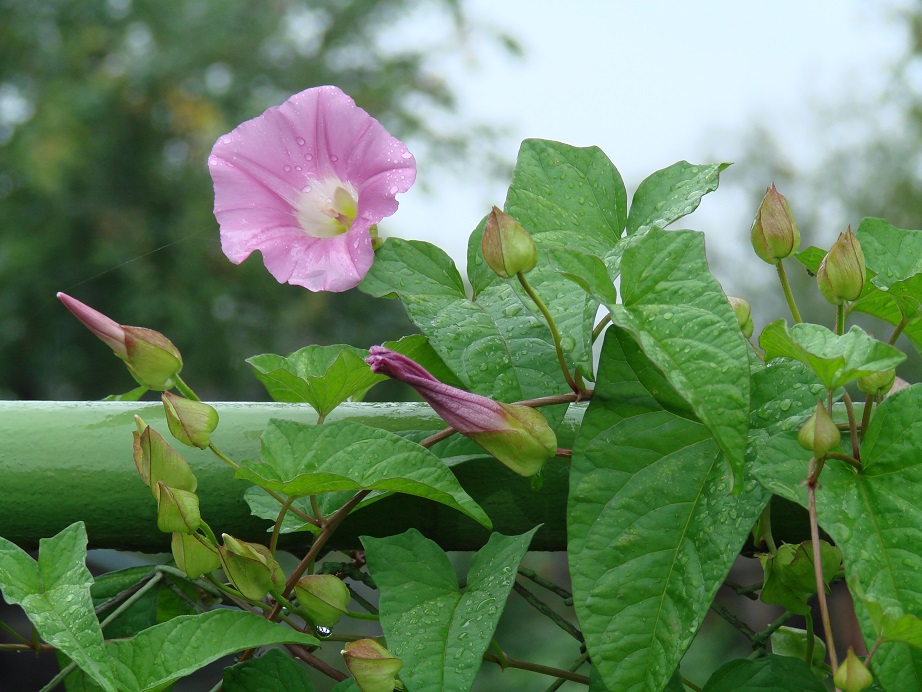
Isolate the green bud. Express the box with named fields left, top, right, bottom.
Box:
left=857, top=369, right=896, bottom=397
left=727, top=296, right=754, bottom=338
left=155, top=483, right=202, bottom=534
left=817, top=227, right=866, bottom=304
left=132, top=419, right=197, bottom=497
left=468, top=403, right=558, bottom=477
left=219, top=534, right=285, bottom=601
left=123, top=326, right=184, bottom=390
left=294, top=575, right=351, bottom=628
left=342, top=639, right=402, bottom=692
left=481, top=206, right=538, bottom=278
left=834, top=647, right=874, bottom=692
left=162, top=392, right=219, bottom=449
left=172, top=532, right=220, bottom=579
left=797, top=400, right=841, bottom=458
left=750, top=184, right=800, bottom=264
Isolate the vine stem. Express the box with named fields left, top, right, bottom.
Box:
left=592, top=313, right=612, bottom=341
left=841, top=392, right=860, bottom=460
left=173, top=375, right=199, bottom=401
left=776, top=261, right=803, bottom=324
left=482, top=652, right=590, bottom=685
left=888, top=315, right=908, bottom=345
left=835, top=303, right=845, bottom=336
left=807, top=478, right=839, bottom=674
left=269, top=496, right=295, bottom=555
left=517, top=272, right=580, bottom=393
left=860, top=394, right=874, bottom=443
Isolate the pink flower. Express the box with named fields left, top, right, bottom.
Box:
left=366, top=346, right=557, bottom=476
left=208, top=86, right=416, bottom=292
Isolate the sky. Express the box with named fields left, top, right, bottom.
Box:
left=387, top=0, right=911, bottom=296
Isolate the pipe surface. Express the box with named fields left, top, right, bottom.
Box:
left=0, top=401, right=583, bottom=552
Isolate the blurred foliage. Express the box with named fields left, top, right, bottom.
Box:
left=0, top=0, right=516, bottom=399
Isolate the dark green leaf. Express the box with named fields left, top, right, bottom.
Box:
left=362, top=527, right=537, bottom=691
left=568, top=328, right=766, bottom=690
left=0, top=522, right=117, bottom=691
left=626, top=161, right=729, bottom=236
left=92, top=567, right=159, bottom=639
left=547, top=247, right=617, bottom=305
left=237, top=419, right=491, bottom=529
left=771, top=626, right=828, bottom=679
left=702, top=655, right=825, bottom=691
left=223, top=648, right=314, bottom=691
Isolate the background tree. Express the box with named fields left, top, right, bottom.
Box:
left=0, top=0, right=514, bottom=400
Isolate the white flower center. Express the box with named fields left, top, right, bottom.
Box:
left=294, top=178, right=359, bottom=238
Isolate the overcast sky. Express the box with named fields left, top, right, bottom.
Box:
left=389, top=0, right=911, bottom=295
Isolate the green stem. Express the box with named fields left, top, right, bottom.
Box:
left=836, top=303, right=845, bottom=335
left=517, top=272, right=579, bottom=393
left=888, top=315, right=909, bottom=345
left=683, top=679, right=704, bottom=692
left=711, top=601, right=757, bottom=642
left=860, top=394, right=874, bottom=443
left=751, top=610, right=796, bottom=649
left=512, top=581, right=583, bottom=642
left=864, top=634, right=883, bottom=666
left=825, top=452, right=861, bottom=471
left=482, top=652, right=590, bottom=685
left=841, top=392, right=860, bottom=460
left=804, top=612, right=816, bottom=668
left=343, top=609, right=380, bottom=621
left=543, top=653, right=589, bottom=692
left=757, top=503, right=777, bottom=553
left=807, top=481, right=838, bottom=673
left=776, top=262, right=803, bottom=324
left=0, top=618, right=31, bottom=646
left=517, top=566, right=573, bottom=600
left=173, top=375, right=199, bottom=401
left=269, top=496, right=295, bottom=555
left=592, top=313, right=611, bottom=342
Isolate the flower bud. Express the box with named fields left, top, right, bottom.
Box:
left=57, top=292, right=183, bottom=390
left=857, top=369, right=896, bottom=397
left=133, top=419, right=197, bottom=496
left=155, top=483, right=202, bottom=534
left=172, top=532, right=220, bottom=579
left=162, top=393, right=219, bottom=449
left=342, top=639, right=402, bottom=692
left=834, top=648, right=874, bottom=692
left=817, top=228, right=866, bottom=305
left=481, top=206, right=538, bottom=278
left=366, top=346, right=557, bottom=476
left=294, top=575, right=351, bottom=627
left=797, top=400, right=841, bottom=458
left=749, top=184, right=799, bottom=264
left=727, top=296, right=754, bottom=339
left=219, top=535, right=285, bottom=600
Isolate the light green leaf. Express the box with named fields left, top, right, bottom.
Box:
left=237, top=419, right=491, bottom=529
left=104, top=610, right=318, bottom=691
left=771, top=626, right=828, bottom=679
left=223, top=647, right=314, bottom=691
left=606, top=227, right=750, bottom=488
left=856, top=218, right=922, bottom=291
left=759, top=321, right=905, bottom=391
left=625, top=161, right=729, bottom=237
left=362, top=527, right=538, bottom=691
left=0, top=522, right=117, bottom=691
left=701, top=655, right=825, bottom=691
left=568, top=328, right=766, bottom=691
left=547, top=247, right=618, bottom=305
left=752, top=385, right=922, bottom=690
left=247, top=345, right=384, bottom=416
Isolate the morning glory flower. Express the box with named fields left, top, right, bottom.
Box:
left=209, top=86, right=416, bottom=292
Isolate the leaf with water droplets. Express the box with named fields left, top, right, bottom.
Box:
left=625, top=161, right=729, bottom=237
left=568, top=329, right=766, bottom=691
left=701, top=655, right=824, bottom=691
left=752, top=384, right=922, bottom=690
left=0, top=522, right=118, bottom=691
left=363, top=527, right=538, bottom=691
left=223, top=647, right=314, bottom=691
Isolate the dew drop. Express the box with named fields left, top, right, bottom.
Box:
left=388, top=185, right=399, bottom=194
left=663, top=312, right=674, bottom=320
left=316, top=625, right=331, bottom=638
left=304, top=153, right=313, bottom=161
left=330, top=155, right=339, bottom=162
left=283, top=164, right=291, bottom=172
left=301, top=185, right=312, bottom=193
left=401, top=151, right=413, bottom=159
left=294, top=165, right=302, bottom=171
left=208, top=155, right=219, bottom=167
left=296, top=137, right=306, bottom=146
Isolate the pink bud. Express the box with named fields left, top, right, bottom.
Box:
left=56, top=292, right=128, bottom=358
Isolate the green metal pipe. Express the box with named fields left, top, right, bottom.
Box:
left=0, top=401, right=584, bottom=552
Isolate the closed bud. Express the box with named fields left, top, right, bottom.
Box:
left=133, top=419, right=197, bottom=497
left=162, top=393, right=219, bottom=449
left=172, top=532, right=220, bottom=579
left=817, top=228, right=866, bottom=304
left=482, top=206, right=538, bottom=278
left=57, top=292, right=183, bottom=390
left=155, top=483, right=202, bottom=534
left=797, top=400, right=841, bottom=458
left=219, top=535, right=285, bottom=600
left=467, top=403, right=558, bottom=477
left=834, top=647, right=874, bottom=692
left=857, top=369, right=895, bottom=397
left=727, top=296, right=754, bottom=338
left=342, top=639, right=402, bottom=692
left=294, top=575, right=351, bottom=627
left=750, top=184, right=799, bottom=264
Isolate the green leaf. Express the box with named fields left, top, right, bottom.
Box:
left=246, top=345, right=384, bottom=417
left=856, top=218, right=922, bottom=291
left=759, top=541, right=841, bottom=615
left=568, top=328, right=766, bottom=691
left=752, top=385, right=922, bottom=690
left=606, top=227, right=751, bottom=488
left=361, top=238, right=570, bottom=427
left=104, top=610, right=319, bottom=691
left=223, top=648, right=314, bottom=691
left=625, top=161, right=729, bottom=237
left=92, top=567, right=160, bottom=639
left=0, top=522, right=117, bottom=691
left=102, top=385, right=149, bottom=402
left=759, top=321, right=905, bottom=391
left=362, top=527, right=538, bottom=691
left=547, top=247, right=618, bottom=305
left=237, top=419, right=491, bottom=529
left=771, top=626, right=828, bottom=679
left=701, top=655, right=825, bottom=691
